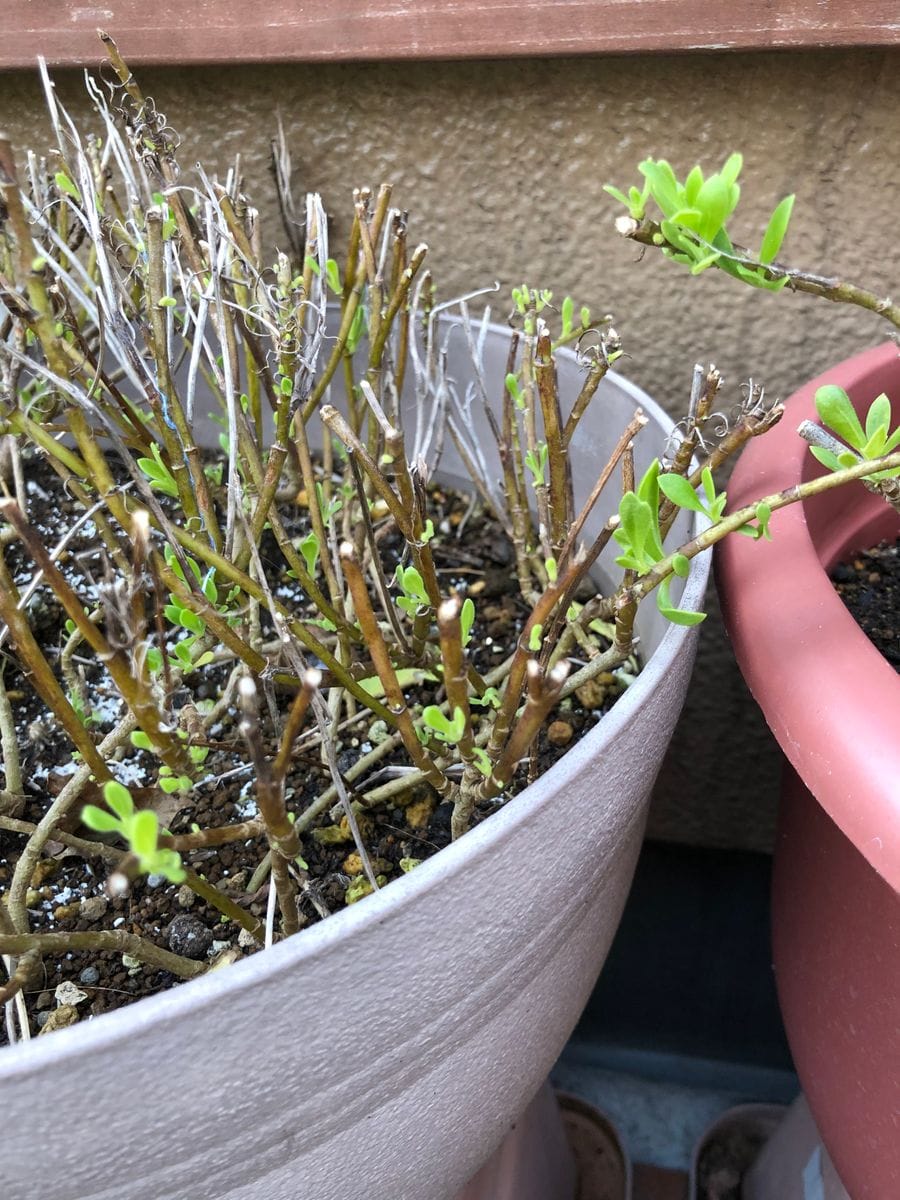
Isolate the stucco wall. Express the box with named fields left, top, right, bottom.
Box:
left=3, top=47, right=898, bottom=850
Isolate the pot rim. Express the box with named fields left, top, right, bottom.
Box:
left=1, top=330, right=710, bottom=1074
left=717, top=340, right=900, bottom=890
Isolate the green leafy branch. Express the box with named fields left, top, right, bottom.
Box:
left=607, top=154, right=900, bottom=329
left=606, top=153, right=793, bottom=291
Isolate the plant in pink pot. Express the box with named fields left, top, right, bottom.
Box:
left=609, top=157, right=900, bottom=1200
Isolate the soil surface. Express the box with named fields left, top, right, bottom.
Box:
left=696, top=1123, right=769, bottom=1200
left=831, top=536, right=900, bottom=669
left=1, top=450, right=637, bottom=1044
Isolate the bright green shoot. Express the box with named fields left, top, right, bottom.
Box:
left=81, top=781, right=185, bottom=882
left=615, top=460, right=771, bottom=627
left=812, top=385, right=900, bottom=480
left=395, top=565, right=430, bottom=615
left=422, top=705, right=467, bottom=744
left=606, top=154, right=795, bottom=292
left=137, top=442, right=179, bottom=497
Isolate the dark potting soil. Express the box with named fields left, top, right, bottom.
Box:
left=1, top=451, right=636, bottom=1044
left=831, top=536, right=900, bottom=669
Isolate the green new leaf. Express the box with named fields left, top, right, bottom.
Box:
left=137, top=443, right=178, bottom=497
left=460, top=597, right=475, bottom=647
left=177, top=608, right=205, bottom=636
left=104, top=780, right=134, bottom=820
left=80, top=804, right=122, bottom=833
left=815, top=385, right=865, bottom=450
left=130, top=809, right=158, bottom=859
left=505, top=372, right=525, bottom=409
left=201, top=570, right=218, bottom=605
left=154, top=849, right=186, bottom=883
left=865, top=393, right=891, bottom=442
left=755, top=501, right=773, bottom=540
left=636, top=459, right=661, bottom=510
left=659, top=473, right=704, bottom=513
left=395, top=565, right=429, bottom=609
left=759, top=194, right=795, bottom=264
left=299, top=532, right=319, bottom=577
left=808, top=445, right=847, bottom=473
left=346, top=306, right=367, bottom=355
left=656, top=578, right=706, bottom=626
left=422, top=705, right=467, bottom=744
left=525, top=443, right=549, bottom=485
left=325, top=258, right=341, bottom=294
left=470, top=747, right=493, bottom=777
left=54, top=171, right=81, bottom=201
left=672, top=553, right=691, bottom=578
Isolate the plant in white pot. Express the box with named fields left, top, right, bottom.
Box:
left=3, top=48, right=899, bottom=1200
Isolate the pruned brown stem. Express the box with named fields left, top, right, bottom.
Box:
left=322, top=406, right=411, bottom=537
left=0, top=816, right=123, bottom=863
left=0, top=664, right=23, bottom=805
left=239, top=676, right=302, bottom=937
left=272, top=669, right=322, bottom=783
left=340, top=543, right=453, bottom=800
left=485, top=550, right=586, bottom=766
left=535, top=323, right=570, bottom=552
left=0, top=946, right=38, bottom=1008
left=557, top=410, right=647, bottom=573
left=0, top=812, right=264, bottom=859
left=562, top=358, right=609, bottom=449
left=0, top=548, right=112, bottom=788
left=665, top=364, right=720, bottom=482
left=347, top=453, right=409, bottom=652
left=437, top=598, right=474, bottom=762
left=181, top=867, right=264, bottom=941
left=0, top=500, right=192, bottom=777
left=474, top=659, right=570, bottom=806
left=614, top=443, right=638, bottom=655
left=0, top=929, right=207, bottom=980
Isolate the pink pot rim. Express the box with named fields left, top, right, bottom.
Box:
left=717, top=341, right=900, bottom=891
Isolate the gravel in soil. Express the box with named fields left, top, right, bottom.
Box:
left=831, top=536, right=900, bottom=668
left=1, top=450, right=638, bottom=1044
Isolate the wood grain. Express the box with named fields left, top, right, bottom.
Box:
left=1, top=0, right=898, bottom=71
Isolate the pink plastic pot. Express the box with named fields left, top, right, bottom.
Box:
left=717, top=342, right=900, bottom=1200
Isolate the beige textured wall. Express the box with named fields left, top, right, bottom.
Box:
left=3, top=47, right=898, bottom=850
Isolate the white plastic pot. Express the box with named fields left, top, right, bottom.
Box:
left=743, top=1095, right=850, bottom=1200
left=2, top=320, right=709, bottom=1199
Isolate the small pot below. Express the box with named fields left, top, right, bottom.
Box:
left=457, top=1085, right=631, bottom=1200
left=688, top=1103, right=785, bottom=1200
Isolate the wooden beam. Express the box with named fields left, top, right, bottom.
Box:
left=1, top=0, right=899, bottom=71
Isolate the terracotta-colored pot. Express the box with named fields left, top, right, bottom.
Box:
left=717, top=342, right=900, bottom=1200
left=2, top=321, right=709, bottom=1200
